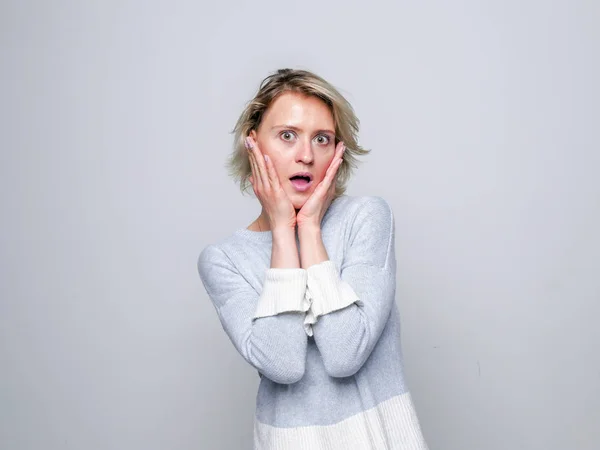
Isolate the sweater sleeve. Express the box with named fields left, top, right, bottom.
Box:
left=306, top=196, right=397, bottom=378
left=197, top=244, right=309, bottom=384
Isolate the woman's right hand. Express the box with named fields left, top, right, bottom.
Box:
left=246, top=136, right=297, bottom=231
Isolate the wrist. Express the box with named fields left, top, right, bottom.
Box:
left=298, top=226, right=328, bottom=268
left=297, top=221, right=321, bottom=235
left=298, top=225, right=321, bottom=247
left=271, top=226, right=296, bottom=239
left=271, top=218, right=297, bottom=233
left=270, top=227, right=300, bottom=269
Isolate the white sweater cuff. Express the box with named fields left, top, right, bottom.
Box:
left=253, top=268, right=309, bottom=319
left=303, top=291, right=317, bottom=337
left=306, top=260, right=360, bottom=319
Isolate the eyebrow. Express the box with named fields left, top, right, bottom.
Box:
left=271, top=124, right=336, bottom=135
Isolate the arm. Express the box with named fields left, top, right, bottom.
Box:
left=198, top=134, right=307, bottom=383
left=271, top=227, right=301, bottom=268
left=298, top=196, right=396, bottom=378
left=197, top=240, right=308, bottom=384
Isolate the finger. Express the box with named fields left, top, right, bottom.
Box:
left=327, top=141, right=344, bottom=175
left=312, top=154, right=340, bottom=195
left=247, top=146, right=257, bottom=184
left=325, top=152, right=343, bottom=181
left=314, top=164, right=337, bottom=197
left=335, top=141, right=346, bottom=159
left=319, top=145, right=344, bottom=197
left=328, top=163, right=340, bottom=195
left=249, top=158, right=258, bottom=191
left=248, top=137, right=270, bottom=188
left=247, top=141, right=262, bottom=191
left=264, top=154, right=281, bottom=190
left=317, top=158, right=342, bottom=196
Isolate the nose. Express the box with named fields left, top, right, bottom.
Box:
left=295, top=139, right=314, bottom=165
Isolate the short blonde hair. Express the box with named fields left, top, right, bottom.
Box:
left=227, top=68, right=369, bottom=197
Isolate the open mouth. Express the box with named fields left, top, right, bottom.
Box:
left=289, top=173, right=313, bottom=192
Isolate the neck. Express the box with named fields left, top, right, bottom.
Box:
left=255, top=211, right=270, bottom=232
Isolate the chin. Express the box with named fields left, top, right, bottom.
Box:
left=287, top=191, right=308, bottom=210
left=291, top=198, right=307, bottom=210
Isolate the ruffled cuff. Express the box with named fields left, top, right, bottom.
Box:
left=253, top=268, right=309, bottom=320
left=303, top=290, right=317, bottom=336
left=306, top=260, right=360, bottom=320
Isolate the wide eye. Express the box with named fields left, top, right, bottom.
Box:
left=315, top=134, right=331, bottom=145
left=280, top=131, right=296, bottom=142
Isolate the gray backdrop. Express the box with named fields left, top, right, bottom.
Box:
left=1, top=1, right=599, bottom=449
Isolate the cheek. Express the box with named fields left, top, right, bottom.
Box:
left=259, top=140, right=285, bottom=164
left=268, top=157, right=288, bottom=183
left=261, top=137, right=288, bottom=155
left=259, top=145, right=279, bottom=170
left=314, top=157, right=334, bottom=182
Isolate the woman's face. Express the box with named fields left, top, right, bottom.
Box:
left=250, top=92, right=337, bottom=210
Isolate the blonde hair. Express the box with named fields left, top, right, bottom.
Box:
left=227, top=68, right=369, bottom=197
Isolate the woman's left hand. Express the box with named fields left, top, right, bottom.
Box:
left=296, top=141, right=345, bottom=230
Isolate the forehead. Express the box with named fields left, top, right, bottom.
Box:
left=261, top=92, right=334, bottom=130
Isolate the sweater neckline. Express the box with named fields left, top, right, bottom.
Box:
left=234, top=227, right=273, bottom=242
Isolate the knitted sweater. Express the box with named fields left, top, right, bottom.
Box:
left=197, top=195, right=428, bottom=450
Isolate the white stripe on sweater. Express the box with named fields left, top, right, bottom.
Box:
left=254, top=391, right=428, bottom=450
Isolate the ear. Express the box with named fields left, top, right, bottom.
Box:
left=249, top=129, right=257, bottom=140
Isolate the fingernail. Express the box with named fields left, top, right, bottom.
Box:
left=245, top=137, right=253, bottom=150
left=264, top=155, right=269, bottom=162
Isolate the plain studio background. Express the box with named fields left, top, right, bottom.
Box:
left=1, top=0, right=599, bottom=449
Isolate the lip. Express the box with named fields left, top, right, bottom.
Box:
left=289, top=172, right=314, bottom=192
left=289, top=172, right=314, bottom=181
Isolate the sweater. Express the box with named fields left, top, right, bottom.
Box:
left=197, top=195, right=428, bottom=450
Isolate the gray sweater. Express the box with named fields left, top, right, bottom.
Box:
left=197, top=195, right=428, bottom=449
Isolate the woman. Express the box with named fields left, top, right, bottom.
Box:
left=198, top=68, right=428, bottom=449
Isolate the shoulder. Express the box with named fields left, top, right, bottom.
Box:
left=197, top=229, right=250, bottom=264
left=197, top=239, right=250, bottom=299
left=335, top=196, right=396, bottom=266
left=335, top=195, right=394, bottom=226
left=197, top=243, right=227, bottom=280
left=197, top=229, right=261, bottom=280
left=197, top=234, right=240, bottom=276
left=355, top=195, right=392, bottom=214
